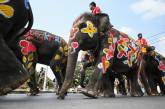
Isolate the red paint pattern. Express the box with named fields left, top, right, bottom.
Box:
left=71, top=42, right=79, bottom=49
left=158, top=61, right=165, bottom=72
left=19, top=40, right=36, bottom=55
left=69, top=28, right=79, bottom=41
left=24, top=30, right=34, bottom=40
left=102, top=56, right=107, bottom=74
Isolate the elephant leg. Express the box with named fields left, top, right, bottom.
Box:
left=81, top=67, right=101, bottom=98
left=118, top=75, right=127, bottom=95
left=0, top=37, right=29, bottom=95
left=102, top=71, right=115, bottom=97
left=140, top=72, right=151, bottom=96
left=148, top=75, right=159, bottom=95
left=80, top=68, right=86, bottom=88
left=129, top=72, right=143, bottom=97
left=157, top=76, right=165, bottom=95
left=50, top=56, right=65, bottom=95
left=85, top=67, right=100, bottom=91
left=22, top=53, right=39, bottom=96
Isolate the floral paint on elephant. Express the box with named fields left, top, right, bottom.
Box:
left=0, top=0, right=14, bottom=18
left=69, top=27, right=79, bottom=41
left=19, top=40, right=36, bottom=55
left=117, top=32, right=139, bottom=67
left=158, top=61, right=165, bottom=72
left=98, top=30, right=116, bottom=73
left=24, top=30, right=62, bottom=43
left=98, top=29, right=140, bottom=73
left=69, top=21, right=97, bottom=54
left=155, top=54, right=165, bottom=72
left=81, top=21, right=97, bottom=38
left=22, top=53, right=34, bottom=70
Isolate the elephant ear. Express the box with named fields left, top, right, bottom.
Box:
left=95, top=13, right=111, bottom=33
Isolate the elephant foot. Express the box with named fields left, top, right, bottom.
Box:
left=131, top=93, right=143, bottom=97
left=150, top=90, right=159, bottom=96
left=80, top=89, right=98, bottom=98
left=103, top=93, right=115, bottom=98
left=0, top=76, right=29, bottom=95
left=27, top=88, right=39, bottom=96
left=57, top=95, right=65, bottom=100
left=151, top=92, right=159, bottom=96
left=103, top=90, right=115, bottom=98
left=0, top=92, right=8, bottom=96
left=136, top=91, right=144, bottom=97
left=130, top=92, right=139, bottom=97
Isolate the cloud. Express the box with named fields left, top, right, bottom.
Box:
left=119, top=26, right=134, bottom=35
left=154, top=36, right=165, bottom=56
left=130, top=0, right=165, bottom=19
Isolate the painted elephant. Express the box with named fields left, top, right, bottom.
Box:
left=0, top=0, right=33, bottom=95
left=13, top=29, right=68, bottom=95
left=58, top=13, right=143, bottom=99
left=139, top=47, right=165, bottom=95
left=80, top=51, right=127, bottom=96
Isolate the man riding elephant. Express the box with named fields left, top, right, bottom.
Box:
left=0, top=0, right=33, bottom=95
left=58, top=12, right=143, bottom=99
left=89, top=2, right=102, bottom=15
left=14, top=29, right=68, bottom=95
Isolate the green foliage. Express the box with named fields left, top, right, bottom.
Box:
left=73, top=61, right=94, bottom=87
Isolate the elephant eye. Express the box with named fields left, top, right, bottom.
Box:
left=78, top=23, right=86, bottom=29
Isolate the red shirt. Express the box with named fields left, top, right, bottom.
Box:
left=136, top=38, right=148, bottom=46
left=92, top=6, right=101, bottom=15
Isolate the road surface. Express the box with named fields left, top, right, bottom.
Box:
left=0, top=93, right=165, bottom=109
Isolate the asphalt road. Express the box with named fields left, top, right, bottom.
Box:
left=0, top=93, right=165, bottom=109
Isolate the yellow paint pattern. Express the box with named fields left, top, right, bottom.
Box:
left=162, top=76, right=165, bottom=84
left=54, top=54, right=61, bottom=60
left=105, top=61, right=110, bottom=69
left=103, top=48, right=109, bottom=54
left=141, top=47, right=147, bottom=53
left=0, top=0, right=9, bottom=3
left=22, top=56, right=27, bottom=63
left=27, top=62, right=33, bottom=69
left=108, top=37, right=113, bottom=44
left=0, top=0, right=14, bottom=18
left=28, top=53, right=33, bottom=61
left=59, top=47, right=64, bottom=53
left=81, top=21, right=97, bottom=38
left=64, top=45, right=68, bottom=51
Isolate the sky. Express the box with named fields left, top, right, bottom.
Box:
left=30, top=0, right=165, bottom=80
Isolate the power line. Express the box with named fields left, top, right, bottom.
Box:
left=150, top=38, right=165, bottom=45
left=148, top=34, right=165, bottom=41
left=146, top=30, right=165, bottom=39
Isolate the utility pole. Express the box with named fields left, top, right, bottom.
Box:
left=43, top=67, right=47, bottom=91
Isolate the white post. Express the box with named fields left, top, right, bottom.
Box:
left=43, top=67, right=47, bottom=91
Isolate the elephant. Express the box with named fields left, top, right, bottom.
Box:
left=58, top=12, right=144, bottom=99
left=13, top=29, right=68, bottom=95
left=0, top=0, right=33, bottom=95
left=79, top=51, right=127, bottom=96
left=139, top=47, right=165, bottom=95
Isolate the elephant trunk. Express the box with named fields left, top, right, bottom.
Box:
left=59, top=51, right=78, bottom=97
left=0, top=38, right=30, bottom=95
